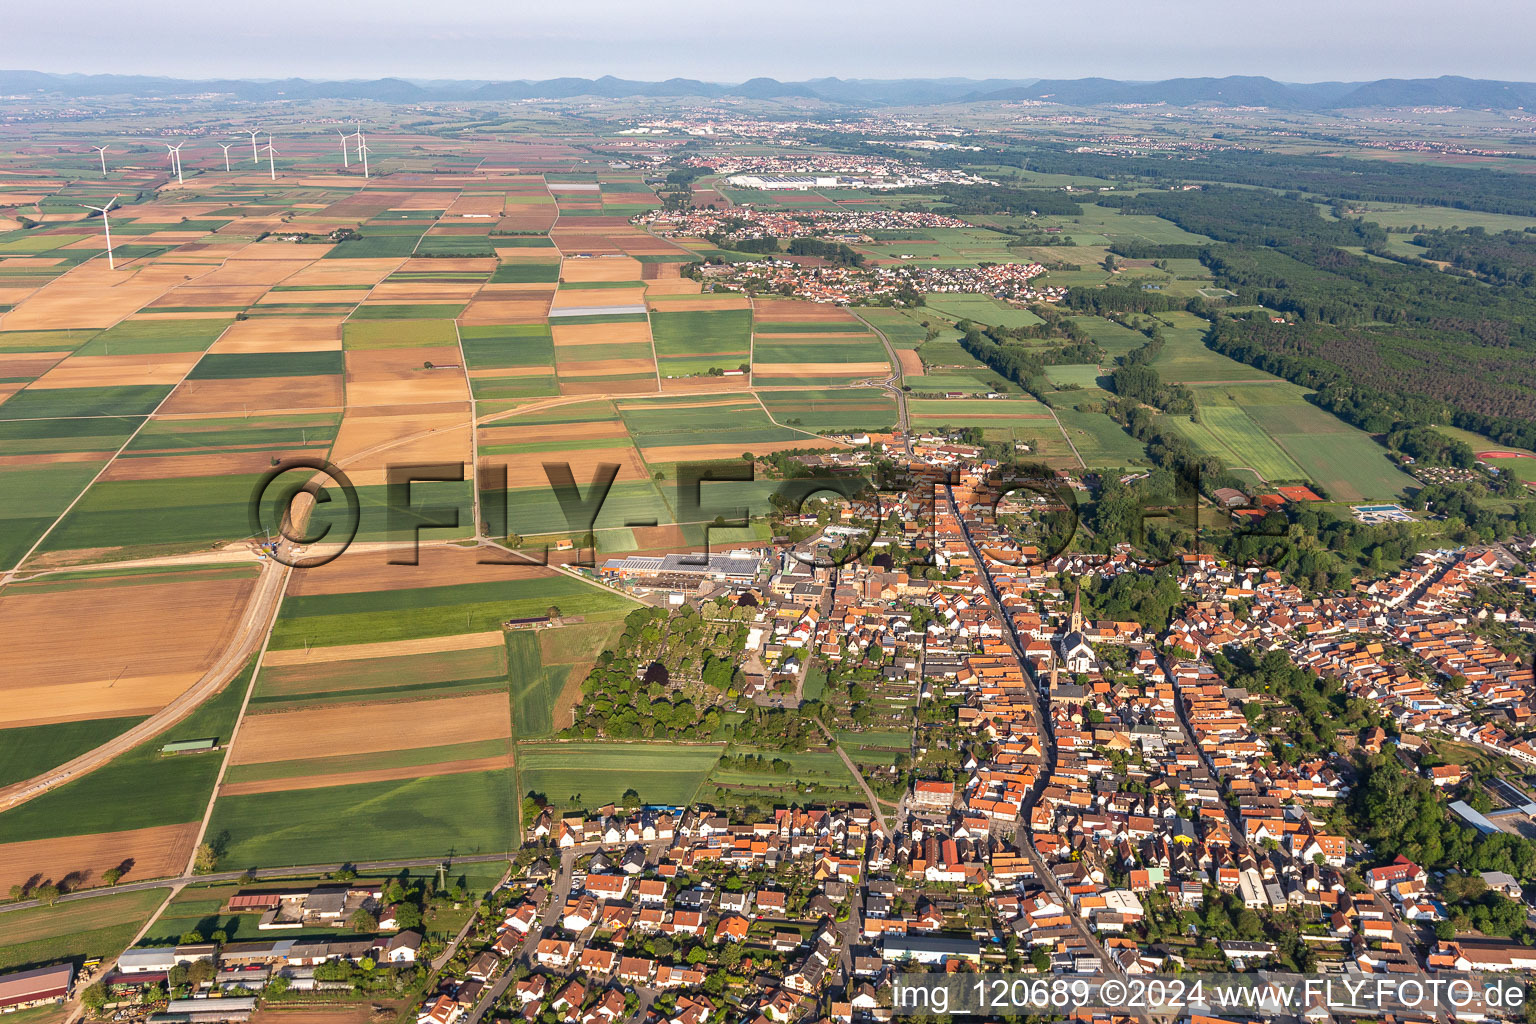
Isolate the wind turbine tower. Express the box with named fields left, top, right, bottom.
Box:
left=266, top=136, right=278, bottom=181
left=219, top=143, right=233, bottom=172
left=247, top=129, right=262, bottom=165
left=165, top=142, right=185, bottom=184
left=359, top=133, right=369, bottom=179
left=93, top=145, right=109, bottom=178
left=337, top=129, right=349, bottom=168
left=80, top=195, right=121, bottom=270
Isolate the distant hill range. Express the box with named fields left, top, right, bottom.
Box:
left=3, top=71, right=1535, bottom=110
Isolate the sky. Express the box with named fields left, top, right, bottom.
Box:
left=6, top=0, right=1531, bottom=83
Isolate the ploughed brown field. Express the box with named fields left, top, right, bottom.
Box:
left=0, top=822, right=200, bottom=893
left=229, top=691, right=511, bottom=764
left=0, top=571, right=260, bottom=726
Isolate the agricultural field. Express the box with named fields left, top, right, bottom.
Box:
left=0, top=887, right=165, bottom=972
left=1175, top=382, right=1415, bottom=501
left=514, top=741, right=722, bottom=814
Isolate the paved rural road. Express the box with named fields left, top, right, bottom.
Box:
left=0, top=853, right=513, bottom=914
left=850, top=309, right=910, bottom=433
left=0, top=556, right=292, bottom=812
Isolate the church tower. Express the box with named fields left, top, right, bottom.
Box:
left=1069, top=581, right=1083, bottom=635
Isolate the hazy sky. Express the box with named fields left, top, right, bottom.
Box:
left=7, top=0, right=1530, bottom=83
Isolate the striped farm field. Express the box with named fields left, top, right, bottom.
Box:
left=269, top=574, right=633, bottom=650
left=255, top=641, right=508, bottom=700
left=758, top=388, right=898, bottom=432
left=207, top=767, right=516, bottom=865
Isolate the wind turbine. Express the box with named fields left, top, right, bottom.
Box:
left=337, top=129, right=349, bottom=168
left=219, top=143, right=232, bottom=172
left=247, top=129, right=262, bottom=165
left=353, top=122, right=363, bottom=160
left=265, top=135, right=278, bottom=181
left=93, top=145, right=109, bottom=178
left=165, top=142, right=185, bottom=184
left=80, top=195, right=120, bottom=270
left=359, top=133, right=369, bottom=179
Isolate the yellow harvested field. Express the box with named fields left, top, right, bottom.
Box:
left=466, top=365, right=551, bottom=379
left=751, top=299, right=856, bottom=321
left=289, top=543, right=558, bottom=595
left=478, top=419, right=627, bottom=446
left=559, top=255, right=643, bottom=282
left=0, top=824, right=200, bottom=894
left=445, top=196, right=505, bottom=217
left=210, top=317, right=345, bottom=353
left=459, top=296, right=551, bottom=324
left=751, top=361, right=891, bottom=376
left=551, top=321, right=652, bottom=346
left=660, top=375, right=747, bottom=392
left=192, top=259, right=314, bottom=286
left=1, top=263, right=214, bottom=330
left=263, top=630, right=504, bottom=667
left=0, top=351, right=69, bottom=378
left=643, top=279, right=703, bottom=296
left=160, top=375, right=343, bottom=415
left=254, top=289, right=364, bottom=305
left=0, top=572, right=259, bottom=726
left=551, top=287, right=646, bottom=309
left=364, top=281, right=481, bottom=302
left=280, top=259, right=404, bottom=287
left=29, top=352, right=203, bottom=390
left=149, top=284, right=270, bottom=308
left=231, top=241, right=334, bottom=261
left=556, top=357, right=656, bottom=376
left=329, top=403, right=472, bottom=475
left=897, top=350, right=924, bottom=376
left=344, top=347, right=470, bottom=407
left=230, top=691, right=512, bottom=765
left=101, top=450, right=310, bottom=481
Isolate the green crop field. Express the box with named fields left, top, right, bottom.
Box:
left=0, top=385, right=171, bottom=420
left=1050, top=403, right=1146, bottom=468
left=0, top=888, right=166, bottom=973
left=269, top=575, right=632, bottom=650
left=650, top=309, right=751, bottom=357
left=38, top=472, right=266, bottom=555
left=1147, top=312, right=1270, bottom=383
left=508, top=630, right=566, bottom=741
left=922, top=295, right=1044, bottom=328
left=125, top=413, right=340, bottom=453
left=342, top=319, right=458, bottom=349
left=350, top=303, right=467, bottom=320
left=1185, top=382, right=1414, bottom=501
left=851, top=308, right=929, bottom=348
left=187, top=351, right=343, bottom=379
left=515, top=742, right=721, bottom=812
left=1170, top=404, right=1306, bottom=481
left=75, top=319, right=231, bottom=356
left=0, top=659, right=252, bottom=844
left=0, top=461, right=109, bottom=568
left=460, top=325, right=554, bottom=369
left=0, top=716, right=147, bottom=788
left=758, top=389, right=896, bottom=432
left=1044, top=364, right=1102, bottom=389
left=208, top=768, right=516, bottom=866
